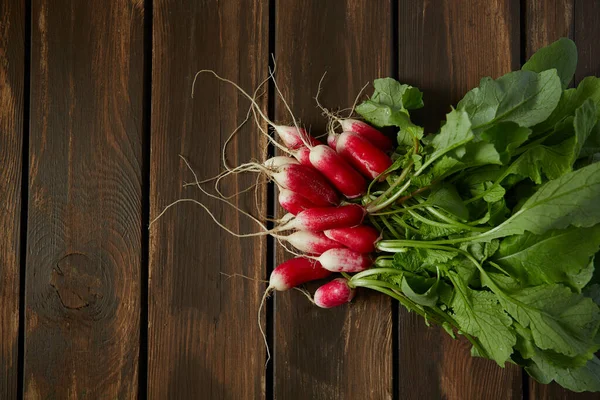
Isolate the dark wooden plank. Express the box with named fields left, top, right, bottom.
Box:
left=573, top=0, right=600, bottom=81
left=525, top=0, right=574, bottom=61
left=0, top=0, right=25, bottom=397
left=273, top=2, right=393, bottom=399
left=25, top=1, right=144, bottom=397
left=397, top=1, right=523, bottom=399
left=149, top=1, right=269, bottom=398
left=526, top=1, right=600, bottom=398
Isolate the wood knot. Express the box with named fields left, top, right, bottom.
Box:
left=51, top=253, right=104, bottom=310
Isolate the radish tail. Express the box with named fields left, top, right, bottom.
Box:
left=268, top=58, right=312, bottom=149
left=293, top=287, right=315, bottom=304
left=258, top=287, right=272, bottom=367
left=221, top=74, right=271, bottom=171
left=348, top=82, right=369, bottom=117
left=192, top=70, right=275, bottom=127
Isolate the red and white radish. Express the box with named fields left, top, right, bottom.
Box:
left=276, top=126, right=322, bottom=149
left=309, top=145, right=367, bottom=198
left=327, top=132, right=338, bottom=149
left=268, top=257, right=332, bottom=291
left=316, top=248, right=372, bottom=272
left=259, top=256, right=331, bottom=363
left=272, top=163, right=340, bottom=207
left=279, top=204, right=365, bottom=232
left=264, top=156, right=299, bottom=168
left=314, top=278, right=356, bottom=308
left=279, top=231, right=344, bottom=255
left=291, top=146, right=312, bottom=166
left=278, top=188, right=316, bottom=215
left=336, top=131, right=393, bottom=180
left=339, top=118, right=393, bottom=152
left=324, top=225, right=381, bottom=253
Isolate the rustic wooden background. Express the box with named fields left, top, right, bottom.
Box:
left=1, top=0, right=599, bottom=399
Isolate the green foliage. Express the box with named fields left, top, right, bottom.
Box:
left=353, top=39, right=600, bottom=392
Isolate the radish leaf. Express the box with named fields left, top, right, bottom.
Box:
left=494, top=225, right=600, bottom=290
left=458, top=69, right=562, bottom=132
left=522, top=37, right=577, bottom=89
left=449, top=271, right=516, bottom=366
left=477, top=162, right=600, bottom=240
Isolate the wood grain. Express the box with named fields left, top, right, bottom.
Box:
left=525, top=0, right=574, bottom=63
left=573, top=0, right=600, bottom=81
left=273, top=1, right=393, bottom=399
left=526, top=1, right=600, bottom=398
left=397, top=1, right=523, bottom=399
left=0, top=0, right=24, bottom=398
left=149, top=1, right=269, bottom=398
left=25, top=0, right=144, bottom=397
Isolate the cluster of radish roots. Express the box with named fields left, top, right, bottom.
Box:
left=151, top=67, right=400, bottom=364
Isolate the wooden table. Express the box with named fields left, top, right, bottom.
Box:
left=1, top=0, right=599, bottom=399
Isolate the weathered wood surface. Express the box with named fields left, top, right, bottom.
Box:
left=25, top=0, right=144, bottom=397
left=149, top=0, right=269, bottom=398
left=0, top=0, right=597, bottom=398
left=0, top=0, right=25, bottom=398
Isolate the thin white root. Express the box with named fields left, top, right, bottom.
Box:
left=214, top=162, right=267, bottom=198
left=150, top=198, right=267, bottom=237
left=192, top=69, right=275, bottom=127
left=180, top=155, right=271, bottom=230
left=192, top=68, right=296, bottom=159
left=218, top=180, right=266, bottom=200
left=180, top=156, right=298, bottom=234
left=220, top=272, right=268, bottom=283
left=254, top=173, right=267, bottom=219
left=314, top=72, right=341, bottom=133
left=275, top=236, right=307, bottom=258
left=268, top=57, right=312, bottom=148
left=221, top=87, right=266, bottom=171
left=293, top=287, right=315, bottom=304
left=258, top=287, right=272, bottom=367
left=182, top=168, right=232, bottom=186
left=251, top=105, right=294, bottom=155
left=348, top=81, right=370, bottom=117
left=181, top=163, right=260, bottom=190
left=150, top=156, right=277, bottom=237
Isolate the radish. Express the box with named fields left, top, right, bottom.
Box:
left=264, top=156, right=299, bottom=168
left=200, top=69, right=365, bottom=198
left=276, top=126, right=321, bottom=149
left=291, top=146, right=312, bottom=166
left=278, top=231, right=344, bottom=255
left=336, top=131, right=393, bottom=180
left=339, top=118, right=394, bottom=152
left=314, top=278, right=356, bottom=308
left=316, top=248, right=372, bottom=272
left=279, top=204, right=365, bottom=232
left=327, top=132, right=338, bottom=149
left=259, top=256, right=332, bottom=363
left=324, top=225, right=381, bottom=253
left=278, top=188, right=316, bottom=215
left=268, top=257, right=332, bottom=291
left=309, top=145, right=367, bottom=198
left=272, top=163, right=340, bottom=207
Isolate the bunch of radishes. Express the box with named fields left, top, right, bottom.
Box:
left=163, top=71, right=398, bottom=308
left=263, top=117, right=393, bottom=308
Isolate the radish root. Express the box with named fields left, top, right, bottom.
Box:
left=268, top=58, right=313, bottom=149
left=294, top=287, right=315, bottom=304
left=192, top=69, right=296, bottom=155
left=220, top=272, right=268, bottom=283
left=258, top=287, right=272, bottom=367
